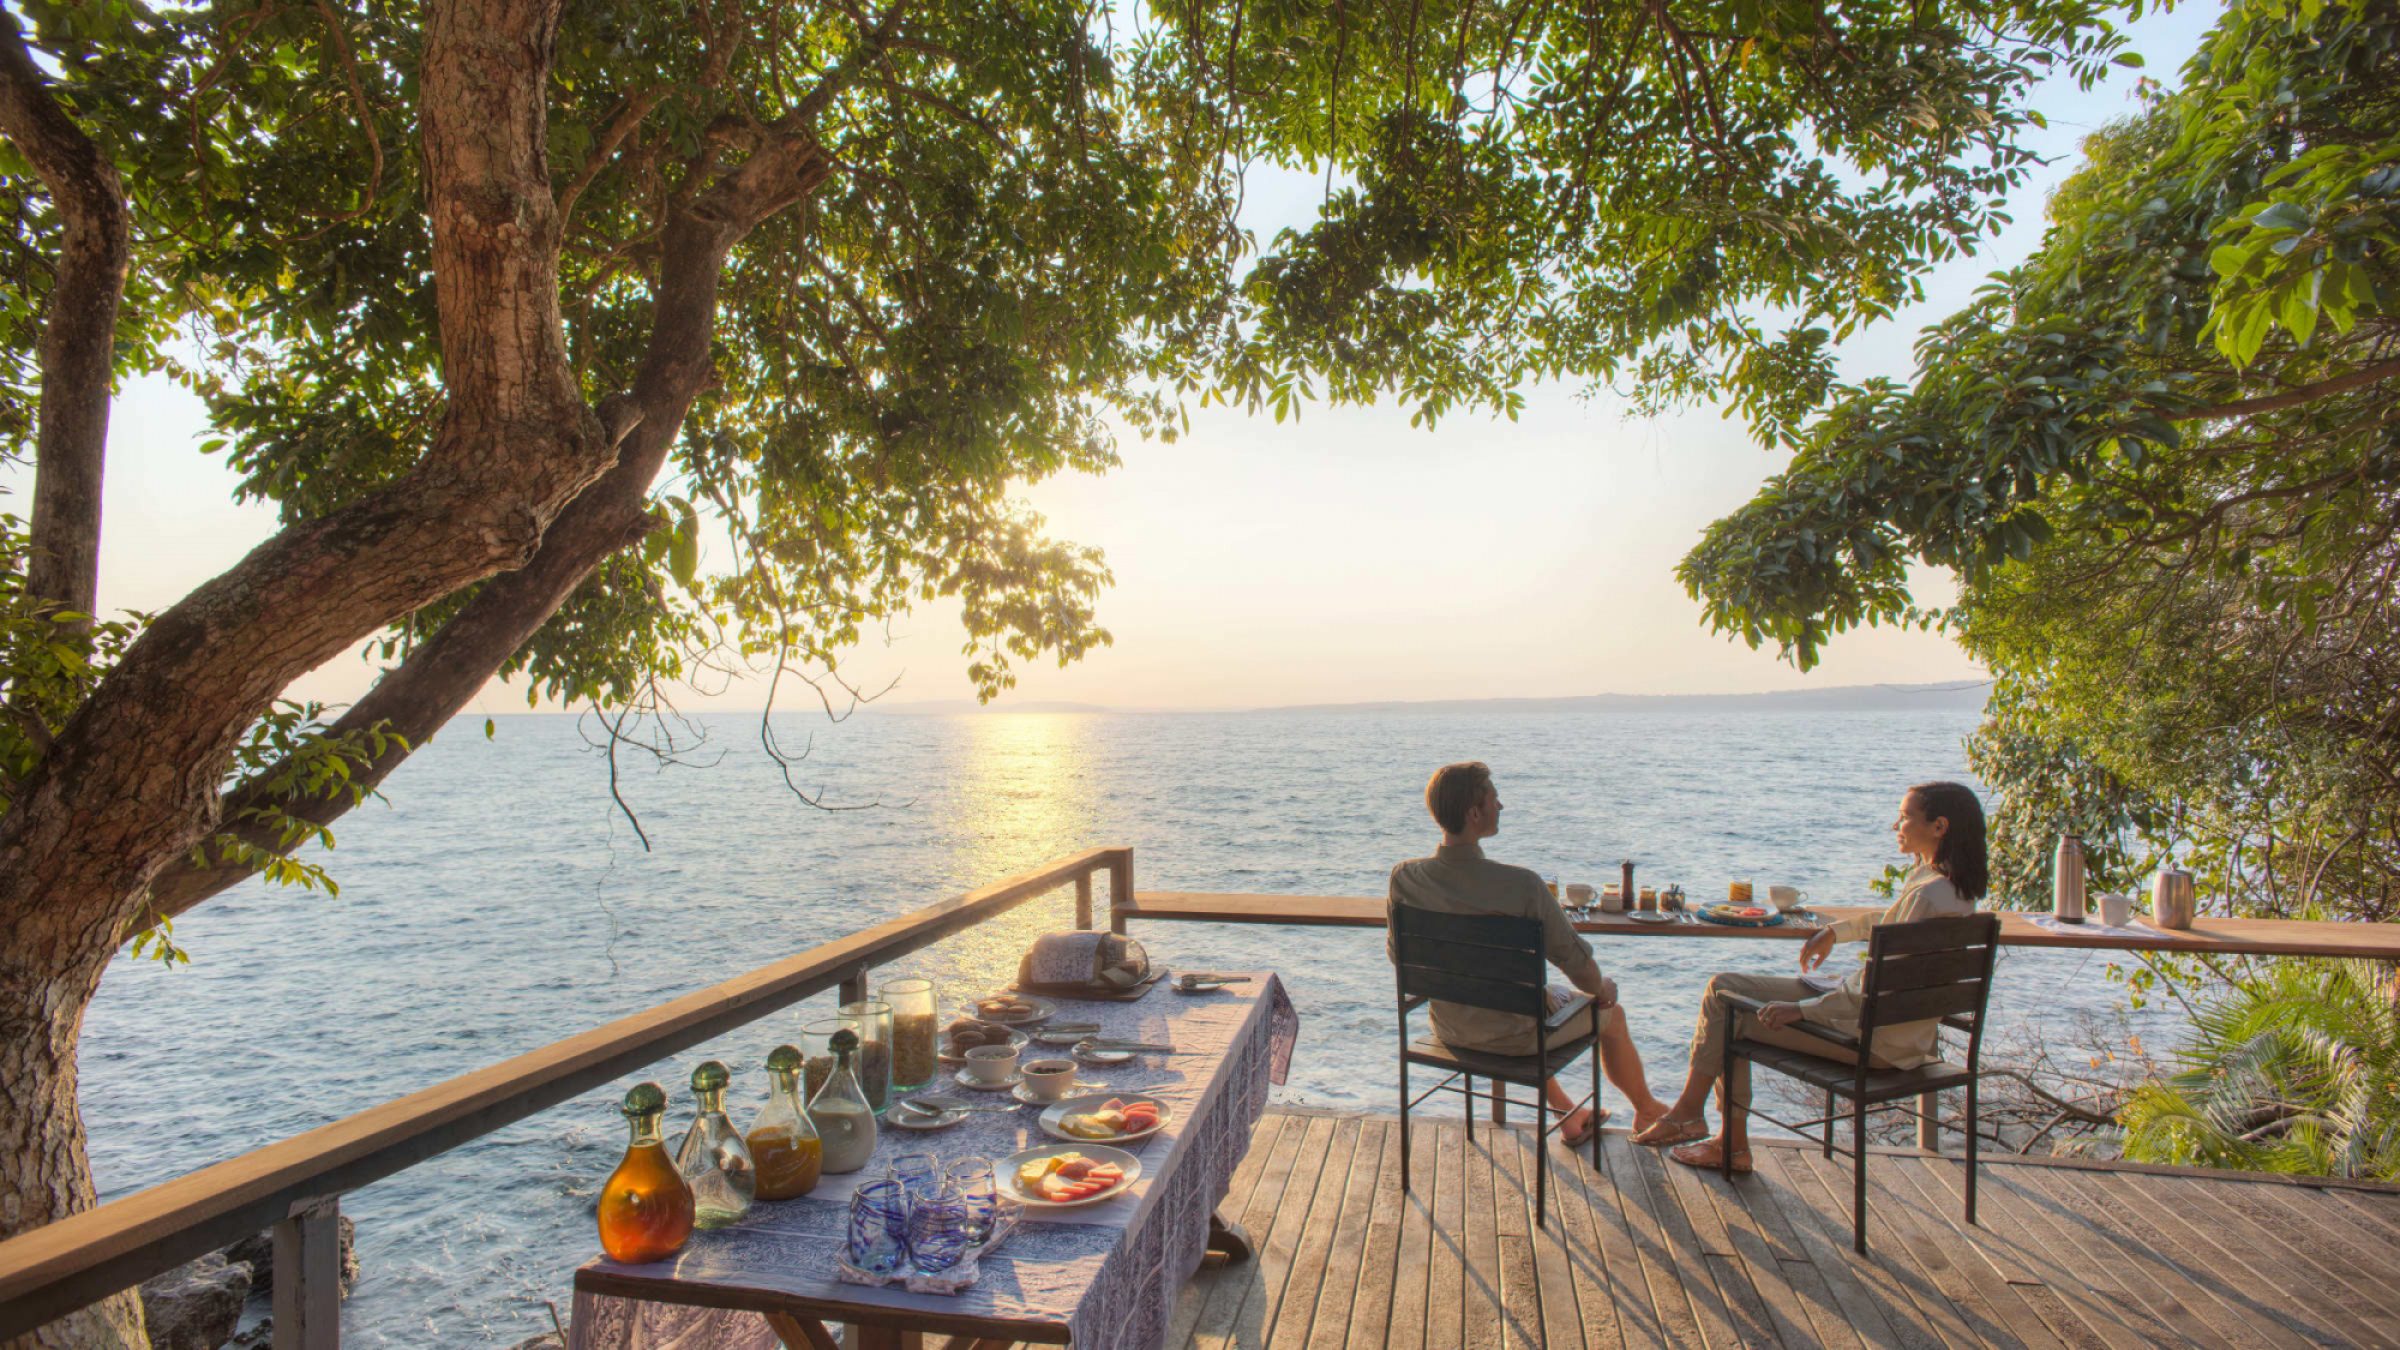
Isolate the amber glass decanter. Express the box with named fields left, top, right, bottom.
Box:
left=746, top=1044, right=823, bottom=1201
left=597, top=1081, right=695, bottom=1264
left=675, top=1060, right=758, bottom=1228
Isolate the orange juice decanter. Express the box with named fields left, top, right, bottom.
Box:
left=597, top=1081, right=695, bottom=1263
left=745, top=1044, right=823, bottom=1200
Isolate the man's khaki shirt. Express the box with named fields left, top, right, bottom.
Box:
left=1387, top=841, right=1604, bottom=1056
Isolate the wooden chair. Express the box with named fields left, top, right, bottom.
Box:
left=1390, top=904, right=1602, bottom=1225
left=1719, top=912, right=2000, bottom=1253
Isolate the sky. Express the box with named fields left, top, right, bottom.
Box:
left=9, top=5, right=2216, bottom=716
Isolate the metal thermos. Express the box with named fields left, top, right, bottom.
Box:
left=2053, top=834, right=2088, bottom=924
left=2151, top=868, right=2197, bottom=930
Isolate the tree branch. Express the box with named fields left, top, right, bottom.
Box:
left=0, top=9, right=131, bottom=627
left=2163, top=357, right=2400, bottom=423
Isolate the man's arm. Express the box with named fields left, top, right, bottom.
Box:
left=1534, top=880, right=1608, bottom=999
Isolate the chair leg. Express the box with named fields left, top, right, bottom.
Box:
left=1721, top=1032, right=1737, bottom=1183
left=1535, top=1089, right=1549, bottom=1228
left=1823, top=1088, right=1835, bottom=1159
left=1852, top=1095, right=1870, bottom=1255
left=1398, top=1051, right=1411, bottom=1196
left=1964, top=1078, right=1980, bottom=1227
left=1591, top=1038, right=1603, bottom=1174
left=1464, top=1074, right=1474, bottom=1141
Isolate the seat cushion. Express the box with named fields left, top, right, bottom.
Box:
left=1405, top=1032, right=1596, bottom=1085
left=1738, top=1040, right=1976, bottom=1103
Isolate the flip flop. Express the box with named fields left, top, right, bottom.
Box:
left=1631, top=1115, right=1709, bottom=1147
left=1668, top=1140, right=1754, bottom=1174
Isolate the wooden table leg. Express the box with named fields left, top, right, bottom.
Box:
left=845, top=1325, right=926, bottom=1350
left=763, top=1312, right=840, bottom=1350
left=1208, top=1210, right=1255, bottom=1264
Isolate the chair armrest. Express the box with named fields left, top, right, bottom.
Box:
left=1401, top=995, right=1429, bottom=1013
left=1939, top=1014, right=1975, bottom=1033
left=1543, top=992, right=1594, bottom=1029
left=1719, top=993, right=1863, bottom=1052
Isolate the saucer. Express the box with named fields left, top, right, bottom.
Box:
left=1626, top=910, right=1677, bottom=926
left=954, top=1067, right=1024, bottom=1091
left=887, top=1103, right=970, bottom=1130
left=1012, top=1082, right=1092, bottom=1106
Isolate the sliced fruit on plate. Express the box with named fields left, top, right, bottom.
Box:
left=1056, top=1158, right=1096, bottom=1180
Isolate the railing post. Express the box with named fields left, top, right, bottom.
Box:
left=1917, top=1091, right=1941, bottom=1152
left=1107, top=850, right=1132, bottom=936
left=838, top=967, right=870, bottom=1006
left=271, top=1196, right=340, bottom=1350
left=1075, top=873, right=1094, bottom=931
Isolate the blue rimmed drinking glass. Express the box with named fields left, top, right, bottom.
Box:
left=906, top=1183, right=973, bottom=1274
left=847, top=1179, right=910, bottom=1275
left=889, top=1151, right=941, bottom=1205
left=946, top=1157, right=999, bottom=1244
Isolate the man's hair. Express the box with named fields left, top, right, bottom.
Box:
left=1425, top=761, right=1493, bottom=835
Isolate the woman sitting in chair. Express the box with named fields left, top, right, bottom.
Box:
left=1633, top=780, right=1988, bottom=1172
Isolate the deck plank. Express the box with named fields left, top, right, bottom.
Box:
left=1170, top=1111, right=2394, bottom=1350
left=1267, top=1116, right=1366, bottom=1349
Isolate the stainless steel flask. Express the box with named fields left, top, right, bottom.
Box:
left=2053, top=834, right=2087, bottom=924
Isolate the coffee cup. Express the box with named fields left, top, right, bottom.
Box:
left=964, top=1043, right=1020, bottom=1084
left=2099, top=892, right=2133, bottom=929
left=1020, top=1057, right=1078, bottom=1103
left=1564, top=883, right=1597, bottom=908
left=1767, top=884, right=1807, bottom=912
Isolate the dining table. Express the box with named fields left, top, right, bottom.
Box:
left=568, top=972, right=1298, bottom=1350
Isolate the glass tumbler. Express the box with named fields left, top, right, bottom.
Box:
left=799, top=1018, right=847, bottom=1103
left=946, top=1157, right=999, bottom=1244
left=846, top=1179, right=911, bottom=1275
left=880, top=977, right=939, bottom=1092
left=837, top=1000, right=894, bottom=1113
left=906, top=1183, right=973, bottom=1274
left=889, top=1151, right=941, bottom=1205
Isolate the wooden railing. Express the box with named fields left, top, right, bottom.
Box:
left=0, top=847, right=1133, bottom=1347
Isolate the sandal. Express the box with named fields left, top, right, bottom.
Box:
left=1631, top=1115, right=1709, bottom=1147
left=1669, top=1140, right=1754, bottom=1174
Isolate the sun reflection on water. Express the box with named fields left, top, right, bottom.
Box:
left=931, top=714, right=1105, bottom=996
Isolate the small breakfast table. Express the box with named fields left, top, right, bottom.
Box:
left=569, top=974, right=1297, bottom=1350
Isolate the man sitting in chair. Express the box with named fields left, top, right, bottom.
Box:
left=1388, top=761, right=1670, bottom=1146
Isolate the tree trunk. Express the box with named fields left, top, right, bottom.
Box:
left=0, top=951, right=145, bottom=1349
left=0, top=10, right=130, bottom=628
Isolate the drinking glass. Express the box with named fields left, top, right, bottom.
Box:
left=799, top=1018, right=847, bottom=1103
left=879, top=977, right=939, bottom=1092
left=846, top=1179, right=910, bottom=1275
left=905, top=1183, right=973, bottom=1274
left=837, top=999, right=894, bottom=1113
left=946, top=1157, right=999, bottom=1244
left=889, top=1151, right=942, bottom=1205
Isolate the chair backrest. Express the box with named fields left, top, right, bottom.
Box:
left=1857, top=912, right=2002, bottom=1061
left=1389, top=903, right=1550, bottom=1021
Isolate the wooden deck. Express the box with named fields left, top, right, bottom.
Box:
left=1166, top=1108, right=2400, bottom=1349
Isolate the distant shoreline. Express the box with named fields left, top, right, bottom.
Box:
left=863, top=680, right=1994, bottom=718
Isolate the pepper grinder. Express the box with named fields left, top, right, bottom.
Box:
left=1620, top=860, right=1635, bottom=910
left=2053, top=834, right=2087, bottom=924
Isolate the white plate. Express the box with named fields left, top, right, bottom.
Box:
left=953, top=1067, right=1024, bottom=1091
left=1030, top=1023, right=1104, bottom=1046
left=1037, top=1094, right=1172, bottom=1144
left=965, top=994, right=1057, bottom=1027
left=1626, top=910, right=1677, bottom=925
left=938, top=1029, right=1030, bottom=1065
left=887, top=1103, right=970, bottom=1131
left=998, top=1142, right=1144, bottom=1209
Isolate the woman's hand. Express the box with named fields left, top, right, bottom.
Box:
left=1757, top=1002, right=1804, bottom=1029
left=1798, top=927, right=1835, bottom=972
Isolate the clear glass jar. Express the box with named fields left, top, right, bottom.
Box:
left=799, top=1017, right=846, bottom=1102
left=810, top=1028, right=879, bottom=1174
left=879, top=977, right=939, bottom=1091
left=597, top=1082, right=694, bottom=1263
left=746, top=1045, right=822, bottom=1201
left=675, top=1060, right=756, bottom=1228
left=837, top=999, right=894, bottom=1113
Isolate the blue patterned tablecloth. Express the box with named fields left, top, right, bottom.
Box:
left=570, top=973, right=1297, bottom=1349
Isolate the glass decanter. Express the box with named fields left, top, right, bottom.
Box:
left=674, top=1060, right=757, bottom=1228
left=745, top=1044, right=823, bottom=1201
left=810, top=1028, right=880, bottom=1174
left=597, top=1081, right=695, bottom=1264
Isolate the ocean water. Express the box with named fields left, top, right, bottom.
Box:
left=78, top=707, right=2163, bottom=1345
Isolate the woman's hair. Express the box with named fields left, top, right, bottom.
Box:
left=1425, top=761, right=1494, bottom=835
left=1908, top=780, right=1989, bottom=902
